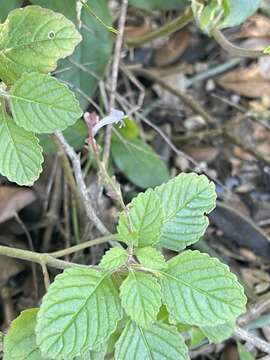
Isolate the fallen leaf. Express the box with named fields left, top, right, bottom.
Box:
left=0, top=187, right=36, bottom=224
left=154, top=29, right=190, bottom=67
left=0, top=256, right=25, bottom=285
left=217, top=64, right=270, bottom=98
left=240, top=14, right=270, bottom=38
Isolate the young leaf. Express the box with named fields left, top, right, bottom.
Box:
left=117, top=189, right=164, bottom=247
left=201, top=320, right=235, bottom=343
left=0, top=111, right=43, bottom=186
left=120, top=271, right=162, bottom=328
left=4, top=308, right=47, bottom=360
left=161, top=250, right=247, bottom=327
left=36, top=267, right=122, bottom=359
left=9, top=72, right=82, bottom=133
left=74, top=345, right=107, bottom=360
left=57, top=0, right=113, bottom=110
left=115, top=321, right=189, bottom=360
left=0, top=6, right=81, bottom=85
left=100, top=248, right=128, bottom=271
left=112, top=138, right=169, bottom=189
left=155, top=173, right=216, bottom=251
left=0, top=0, right=22, bottom=22
left=135, top=247, right=167, bottom=270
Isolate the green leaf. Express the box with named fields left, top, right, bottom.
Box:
left=115, top=321, right=189, bottom=360
left=135, top=247, right=167, bottom=270
left=9, top=72, right=82, bottom=133
left=75, top=346, right=107, bottom=360
left=201, top=321, right=235, bottom=343
left=36, top=267, right=122, bottom=359
left=39, top=119, right=88, bottom=155
left=117, top=188, right=164, bottom=247
left=4, top=308, right=48, bottom=360
left=100, top=248, right=128, bottom=271
left=30, top=0, right=77, bottom=23
left=113, top=117, right=139, bottom=141
left=155, top=172, right=216, bottom=251
left=0, top=110, right=43, bottom=186
left=57, top=0, right=113, bottom=110
left=0, top=5, right=81, bottom=85
left=129, top=0, right=188, bottom=10
left=189, top=327, right=205, bottom=348
left=112, top=138, right=169, bottom=189
left=0, top=0, right=22, bottom=22
left=220, top=0, right=261, bottom=28
left=120, top=271, right=162, bottom=328
left=237, top=342, right=256, bottom=360
left=161, top=250, right=247, bottom=327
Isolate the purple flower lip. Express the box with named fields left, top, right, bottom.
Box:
left=92, top=108, right=126, bottom=135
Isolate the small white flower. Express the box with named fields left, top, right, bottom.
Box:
left=92, top=108, right=126, bottom=136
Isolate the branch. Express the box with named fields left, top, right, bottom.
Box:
left=235, top=326, right=270, bottom=354
left=103, top=0, right=128, bottom=164
left=54, top=131, right=110, bottom=236
left=126, top=7, right=193, bottom=47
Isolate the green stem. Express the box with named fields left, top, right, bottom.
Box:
left=51, top=234, right=119, bottom=258
left=126, top=7, right=193, bottom=47
left=0, top=245, right=86, bottom=270
left=212, top=28, right=265, bottom=58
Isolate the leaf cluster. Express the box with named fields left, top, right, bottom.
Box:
left=3, top=173, right=247, bottom=359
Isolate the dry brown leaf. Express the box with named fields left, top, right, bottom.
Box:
left=0, top=187, right=36, bottom=224
left=217, top=64, right=270, bottom=98
left=154, top=29, right=190, bottom=67
left=240, top=15, right=270, bottom=38
left=125, top=12, right=152, bottom=39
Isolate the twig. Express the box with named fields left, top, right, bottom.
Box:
left=132, top=68, right=216, bottom=125
left=54, top=131, right=110, bottom=236
left=103, top=0, right=128, bottom=164
left=212, top=28, right=266, bottom=58
left=51, top=234, right=119, bottom=258
left=126, top=7, right=193, bottom=47
left=0, top=245, right=88, bottom=270
left=235, top=326, right=270, bottom=354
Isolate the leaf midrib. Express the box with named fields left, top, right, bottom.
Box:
left=161, top=270, right=244, bottom=310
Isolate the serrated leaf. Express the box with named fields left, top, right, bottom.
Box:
left=136, top=247, right=167, bottom=270
left=161, top=250, right=247, bottom=327
left=155, top=172, right=216, bottom=251
left=30, top=0, right=77, bottom=23
left=0, top=0, right=22, bottom=22
left=115, top=321, right=189, bottom=360
left=120, top=271, right=161, bottom=328
left=36, top=267, right=122, bottom=359
left=9, top=72, right=82, bottom=133
left=237, top=342, right=256, bottom=360
left=56, top=0, right=113, bottom=110
left=201, top=320, right=235, bottom=343
left=117, top=189, right=164, bottom=247
left=112, top=138, right=169, bottom=189
left=0, top=5, right=81, bottom=85
left=4, top=308, right=48, bottom=360
left=100, top=248, right=128, bottom=271
left=129, top=0, right=188, bottom=10
left=0, top=110, right=43, bottom=186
